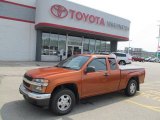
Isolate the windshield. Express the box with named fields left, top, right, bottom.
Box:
left=56, top=55, right=90, bottom=70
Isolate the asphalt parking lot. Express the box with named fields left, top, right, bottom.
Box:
left=0, top=61, right=160, bottom=120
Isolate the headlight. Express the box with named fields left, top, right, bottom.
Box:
left=31, top=79, right=49, bottom=93
left=32, top=79, right=49, bottom=86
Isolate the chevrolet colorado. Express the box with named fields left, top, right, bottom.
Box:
left=19, top=54, right=145, bottom=115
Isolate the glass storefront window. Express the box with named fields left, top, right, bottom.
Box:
left=101, top=41, right=106, bottom=52
left=59, top=35, right=66, bottom=56
left=89, top=39, right=95, bottom=53
left=68, top=36, right=82, bottom=46
left=42, top=33, right=50, bottom=55
left=106, top=41, right=111, bottom=52
left=50, top=34, right=58, bottom=55
left=95, top=40, right=101, bottom=53
left=83, top=38, right=90, bottom=53
left=41, top=32, right=111, bottom=59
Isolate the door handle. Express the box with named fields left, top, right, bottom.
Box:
left=104, top=73, right=109, bottom=76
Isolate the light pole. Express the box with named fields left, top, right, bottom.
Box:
left=128, top=40, right=132, bottom=54
left=156, top=37, right=160, bottom=58
left=157, top=24, right=160, bottom=58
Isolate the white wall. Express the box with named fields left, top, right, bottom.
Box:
left=5, top=0, right=36, bottom=7
left=0, top=19, right=36, bottom=61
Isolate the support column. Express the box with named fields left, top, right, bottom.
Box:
left=36, top=30, right=42, bottom=61
left=110, top=41, right=118, bottom=52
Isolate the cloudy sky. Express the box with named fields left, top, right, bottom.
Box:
left=69, top=0, right=160, bottom=52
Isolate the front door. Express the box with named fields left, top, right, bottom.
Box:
left=82, top=58, right=109, bottom=97
left=67, top=46, right=82, bottom=57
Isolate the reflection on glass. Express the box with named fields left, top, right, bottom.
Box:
left=89, top=39, right=95, bottom=53
left=59, top=35, right=66, bottom=56
left=106, top=41, right=110, bottom=52
left=101, top=41, right=106, bottom=52
left=50, top=34, right=58, bottom=55
left=95, top=40, right=101, bottom=53
left=41, top=33, right=111, bottom=56
left=56, top=55, right=90, bottom=70
left=83, top=38, right=90, bottom=53
left=68, top=36, right=82, bottom=46
left=42, top=33, right=50, bottom=55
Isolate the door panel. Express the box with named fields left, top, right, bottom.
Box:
left=82, top=58, right=108, bottom=97
left=82, top=57, right=121, bottom=98
left=82, top=71, right=109, bottom=97
left=105, top=70, right=121, bottom=92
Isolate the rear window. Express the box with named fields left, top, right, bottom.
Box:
left=114, top=53, right=126, bottom=57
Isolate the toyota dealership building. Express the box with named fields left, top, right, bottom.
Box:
left=0, top=0, right=130, bottom=61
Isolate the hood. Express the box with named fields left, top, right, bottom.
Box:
left=26, top=67, right=75, bottom=78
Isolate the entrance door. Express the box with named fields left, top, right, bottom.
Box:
left=67, top=46, right=82, bottom=57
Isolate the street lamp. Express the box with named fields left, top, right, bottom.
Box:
left=156, top=37, right=160, bottom=58
left=157, top=21, right=160, bottom=58
left=128, top=40, right=132, bottom=54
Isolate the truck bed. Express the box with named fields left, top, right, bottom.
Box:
left=119, top=65, right=145, bottom=70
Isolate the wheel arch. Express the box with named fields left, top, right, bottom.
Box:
left=128, top=76, right=139, bottom=91
left=51, top=83, right=80, bottom=103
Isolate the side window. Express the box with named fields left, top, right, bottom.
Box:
left=122, top=54, right=126, bottom=57
left=114, top=53, right=119, bottom=56
left=108, top=58, right=117, bottom=70
left=88, top=58, right=107, bottom=71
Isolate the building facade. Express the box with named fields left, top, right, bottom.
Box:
left=0, top=0, right=130, bottom=61
left=124, top=47, right=156, bottom=57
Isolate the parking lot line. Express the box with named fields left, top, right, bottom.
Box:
left=141, top=92, right=160, bottom=97
left=139, top=91, right=160, bottom=101
left=126, top=100, right=160, bottom=113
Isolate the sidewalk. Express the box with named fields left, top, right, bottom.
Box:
left=0, top=61, right=59, bottom=77
left=0, top=61, right=58, bottom=67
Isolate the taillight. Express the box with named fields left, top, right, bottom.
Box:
left=128, top=58, right=132, bottom=60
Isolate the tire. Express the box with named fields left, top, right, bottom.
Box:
left=125, top=79, right=137, bottom=96
left=50, top=89, right=76, bottom=115
left=119, top=60, right=126, bottom=65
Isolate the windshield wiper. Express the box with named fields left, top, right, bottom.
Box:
left=55, top=65, right=77, bottom=70
left=55, top=65, right=60, bottom=67
left=61, top=66, right=78, bottom=70
left=55, top=65, right=70, bottom=68
left=61, top=66, right=71, bottom=69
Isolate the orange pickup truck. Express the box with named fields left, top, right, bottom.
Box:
left=19, top=54, right=145, bottom=115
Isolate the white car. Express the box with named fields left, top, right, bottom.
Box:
left=112, top=52, right=132, bottom=65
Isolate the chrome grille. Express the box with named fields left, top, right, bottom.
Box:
left=23, top=74, right=32, bottom=89
left=23, top=81, right=30, bottom=88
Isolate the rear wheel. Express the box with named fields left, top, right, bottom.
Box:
left=119, top=60, right=126, bottom=65
left=50, top=89, right=75, bottom=115
left=125, top=79, right=137, bottom=96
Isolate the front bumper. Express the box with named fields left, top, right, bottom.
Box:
left=19, top=84, right=51, bottom=106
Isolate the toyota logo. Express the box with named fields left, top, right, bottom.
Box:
left=50, top=4, right=68, bottom=18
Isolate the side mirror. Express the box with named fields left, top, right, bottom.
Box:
left=86, top=66, right=96, bottom=73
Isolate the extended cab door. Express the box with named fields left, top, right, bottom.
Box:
left=82, top=57, right=110, bottom=97
left=107, top=58, right=121, bottom=92
left=82, top=57, right=121, bottom=97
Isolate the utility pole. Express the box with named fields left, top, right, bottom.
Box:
left=128, top=40, right=132, bottom=54
left=157, top=25, right=160, bottom=58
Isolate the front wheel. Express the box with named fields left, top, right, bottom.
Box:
left=50, top=89, right=75, bottom=115
left=125, top=79, right=137, bottom=96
